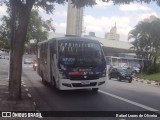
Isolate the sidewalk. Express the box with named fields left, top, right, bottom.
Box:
left=133, top=76, right=160, bottom=86
left=0, top=74, right=39, bottom=120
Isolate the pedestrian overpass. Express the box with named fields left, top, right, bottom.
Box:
left=86, top=36, right=134, bottom=57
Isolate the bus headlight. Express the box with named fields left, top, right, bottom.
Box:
left=101, top=69, right=106, bottom=77
left=59, top=70, right=67, bottom=79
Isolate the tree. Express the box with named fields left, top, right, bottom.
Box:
left=104, top=0, right=160, bottom=5
left=128, top=19, right=160, bottom=65
left=0, top=16, right=10, bottom=49
left=0, top=10, right=54, bottom=51
left=0, top=0, right=159, bottom=100
left=1, top=0, right=96, bottom=101
left=128, top=21, right=153, bottom=60
left=27, top=10, right=55, bottom=43
left=26, top=10, right=55, bottom=54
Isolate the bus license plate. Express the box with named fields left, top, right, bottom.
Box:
left=81, top=81, right=90, bottom=85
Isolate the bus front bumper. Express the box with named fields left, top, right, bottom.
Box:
left=57, top=77, right=106, bottom=90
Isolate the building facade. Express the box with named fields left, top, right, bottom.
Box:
left=66, top=0, right=83, bottom=36
left=105, top=23, right=120, bottom=41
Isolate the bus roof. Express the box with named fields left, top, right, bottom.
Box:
left=38, top=36, right=101, bottom=45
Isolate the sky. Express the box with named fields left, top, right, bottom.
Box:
left=0, top=0, right=160, bottom=42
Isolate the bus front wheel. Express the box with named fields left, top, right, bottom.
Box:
left=42, top=74, right=47, bottom=85
left=51, top=77, right=57, bottom=89
left=92, top=88, right=99, bottom=92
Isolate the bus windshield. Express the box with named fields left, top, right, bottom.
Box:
left=58, top=40, right=104, bottom=67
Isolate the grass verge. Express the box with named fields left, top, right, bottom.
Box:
left=136, top=73, right=160, bottom=81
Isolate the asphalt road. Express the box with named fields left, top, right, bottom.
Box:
left=0, top=57, right=160, bottom=120
left=0, top=59, right=9, bottom=76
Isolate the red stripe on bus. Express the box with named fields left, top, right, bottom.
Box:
left=68, top=72, right=84, bottom=76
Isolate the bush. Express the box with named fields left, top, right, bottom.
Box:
left=146, top=64, right=160, bottom=74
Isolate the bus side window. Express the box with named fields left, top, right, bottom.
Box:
left=38, top=46, right=40, bottom=58
left=50, top=41, right=57, bottom=60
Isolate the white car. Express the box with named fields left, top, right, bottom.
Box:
left=132, top=67, right=140, bottom=73
left=121, top=66, right=140, bottom=74
left=24, top=59, right=33, bottom=64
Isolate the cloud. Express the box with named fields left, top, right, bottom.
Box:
left=33, top=7, right=66, bottom=18
left=38, top=2, right=158, bottom=42
left=119, top=4, right=151, bottom=12
left=54, top=22, right=66, bottom=33
left=0, top=5, right=7, bottom=17
left=137, top=12, right=158, bottom=20
left=54, top=11, right=67, bottom=17
left=33, top=6, right=44, bottom=12
left=83, top=15, right=131, bottom=40
left=95, top=0, right=113, bottom=8
left=82, top=1, right=159, bottom=41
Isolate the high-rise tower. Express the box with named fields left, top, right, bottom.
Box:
left=105, top=23, right=120, bottom=41
left=66, top=0, right=83, bottom=36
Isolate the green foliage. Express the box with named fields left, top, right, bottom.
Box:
left=136, top=73, right=160, bottom=81
left=146, top=64, right=160, bottom=74
left=0, top=9, right=54, bottom=49
left=129, top=19, right=160, bottom=64
left=1, top=0, right=160, bottom=100
left=1, top=0, right=159, bottom=15
left=26, top=9, right=55, bottom=43
left=0, top=16, right=10, bottom=49
left=104, top=0, right=160, bottom=6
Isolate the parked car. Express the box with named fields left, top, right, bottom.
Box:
left=122, top=66, right=140, bottom=74
left=5, top=55, right=9, bottom=60
left=24, top=59, right=33, bottom=64
left=132, top=67, right=140, bottom=74
left=108, top=67, right=133, bottom=83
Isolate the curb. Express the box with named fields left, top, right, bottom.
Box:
left=22, top=79, right=37, bottom=111
left=133, top=78, right=160, bottom=86
left=22, top=80, right=37, bottom=110
left=22, top=79, right=43, bottom=119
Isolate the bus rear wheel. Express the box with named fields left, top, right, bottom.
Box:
left=92, top=88, right=99, bottom=92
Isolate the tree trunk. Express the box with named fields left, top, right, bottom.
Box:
left=8, top=1, right=34, bottom=100
left=9, top=0, right=16, bottom=90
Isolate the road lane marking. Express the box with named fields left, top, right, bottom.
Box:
left=25, top=88, right=29, bottom=91
left=23, top=65, right=32, bottom=68
left=33, top=102, right=36, bottom=106
left=27, top=93, right=32, bottom=98
left=99, top=90, right=158, bottom=111
left=0, top=84, right=7, bottom=86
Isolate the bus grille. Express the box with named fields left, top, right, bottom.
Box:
left=69, top=75, right=99, bottom=80
left=72, top=82, right=97, bottom=87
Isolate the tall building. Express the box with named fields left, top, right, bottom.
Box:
left=105, top=23, right=120, bottom=41
left=66, top=0, right=83, bottom=36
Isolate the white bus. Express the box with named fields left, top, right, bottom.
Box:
left=105, top=56, right=142, bottom=68
left=37, top=36, right=107, bottom=91
left=105, top=56, right=143, bottom=73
